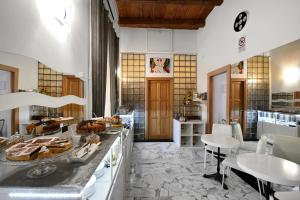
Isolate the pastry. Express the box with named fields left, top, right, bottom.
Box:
left=43, top=120, right=60, bottom=132
left=26, top=120, right=60, bottom=135
left=77, top=120, right=105, bottom=134
left=37, top=146, right=53, bottom=159
left=26, top=124, right=36, bottom=134
left=5, top=136, right=72, bottom=161
left=46, top=138, right=73, bottom=154
left=6, top=144, right=41, bottom=161
left=111, top=115, right=121, bottom=124
left=0, top=137, right=8, bottom=148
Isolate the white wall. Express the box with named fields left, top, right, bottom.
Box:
left=120, top=28, right=198, bottom=54
left=197, top=0, right=300, bottom=93
left=0, top=0, right=90, bottom=77
left=0, top=51, right=39, bottom=127
left=0, top=51, right=38, bottom=90
left=270, top=39, right=300, bottom=93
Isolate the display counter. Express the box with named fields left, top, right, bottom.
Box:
left=257, top=110, right=300, bottom=139
left=0, top=126, right=134, bottom=200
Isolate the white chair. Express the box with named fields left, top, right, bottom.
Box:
left=221, top=136, right=268, bottom=200
left=203, top=124, right=232, bottom=173
left=232, top=123, right=257, bottom=152
left=272, top=135, right=300, bottom=165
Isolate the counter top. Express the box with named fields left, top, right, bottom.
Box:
left=258, top=109, right=300, bottom=115
left=0, top=131, right=125, bottom=193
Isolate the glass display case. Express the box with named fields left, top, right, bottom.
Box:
left=0, top=127, right=133, bottom=200
left=257, top=110, right=300, bottom=139
left=89, top=135, right=123, bottom=200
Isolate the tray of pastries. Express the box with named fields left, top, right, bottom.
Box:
left=0, top=137, right=8, bottom=148
left=4, top=136, right=72, bottom=162
left=26, top=120, right=60, bottom=135
left=76, top=120, right=106, bottom=135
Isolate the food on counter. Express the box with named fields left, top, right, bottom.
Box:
left=0, top=137, right=8, bottom=148
left=111, top=124, right=123, bottom=128
left=37, top=146, right=53, bottom=159
left=8, top=135, right=24, bottom=147
left=43, top=120, right=60, bottom=132
left=26, top=120, right=60, bottom=135
left=26, top=124, right=36, bottom=134
left=86, top=133, right=100, bottom=144
left=95, top=117, right=112, bottom=124
left=6, top=143, right=41, bottom=161
left=76, top=120, right=105, bottom=134
left=5, top=136, right=72, bottom=161
left=111, top=115, right=121, bottom=124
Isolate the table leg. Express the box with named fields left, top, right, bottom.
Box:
left=216, top=147, right=220, bottom=175
left=265, top=181, right=270, bottom=200
left=203, top=147, right=228, bottom=189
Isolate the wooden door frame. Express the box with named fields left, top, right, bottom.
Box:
left=231, top=78, right=248, bottom=137
left=0, top=64, right=19, bottom=133
left=145, top=77, right=173, bottom=141
left=207, top=65, right=231, bottom=133
left=62, top=75, right=84, bottom=122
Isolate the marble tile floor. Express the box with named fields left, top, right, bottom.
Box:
left=125, top=142, right=290, bottom=200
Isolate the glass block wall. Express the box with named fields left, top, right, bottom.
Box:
left=247, top=56, right=270, bottom=139
left=33, top=63, right=64, bottom=117
left=173, top=54, right=198, bottom=118
left=121, top=53, right=145, bottom=141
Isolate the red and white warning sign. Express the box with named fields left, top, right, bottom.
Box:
left=239, top=36, right=246, bottom=52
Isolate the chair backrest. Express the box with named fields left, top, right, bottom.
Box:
left=0, top=119, right=4, bottom=137
left=232, top=123, right=244, bottom=144
left=256, top=136, right=267, bottom=154
left=272, top=135, right=300, bottom=165
left=212, top=123, right=232, bottom=138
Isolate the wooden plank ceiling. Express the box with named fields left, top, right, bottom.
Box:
left=116, top=0, right=223, bottom=29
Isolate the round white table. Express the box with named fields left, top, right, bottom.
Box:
left=201, top=134, right=240, bottom=189
left=275, top=191, right=300, bottom=200
left=237, top=153, right=300, bottom=200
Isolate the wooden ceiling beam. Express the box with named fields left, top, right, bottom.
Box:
left=118, top=17, right=205, bottom=29
left=117, top=0, right=223, bottom=6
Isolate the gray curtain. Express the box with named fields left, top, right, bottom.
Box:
left=108, top=22, right=119, bottom=115
left=91, top=0, right=109, bottom=117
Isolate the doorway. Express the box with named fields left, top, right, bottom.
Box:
left=63, top=75, right=84, bottom=122
left=146, top=78, right=173, bottom=140
left=0, top=64, right=19, bottom=136
left=207, top=65, right=231, bottom=133
left=230, top=79, right=247, bottom=137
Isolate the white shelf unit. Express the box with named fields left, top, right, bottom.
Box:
left=173, top=119, right=206, bottom=147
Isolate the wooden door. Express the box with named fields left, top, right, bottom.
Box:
left=230, top=79, right=247, bottom=136
left=63, top=76, right=84, bottom=122
left=146, top=78, right=173, bottom=140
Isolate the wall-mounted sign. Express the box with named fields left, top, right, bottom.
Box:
left=239, top=36, right=246, bottom=52
left=234, top=11, right=248, bottom=32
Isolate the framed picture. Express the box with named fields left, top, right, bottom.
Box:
left=231, top=60, right=247, bottom=78
left=146, top=54, right=173, bottom=77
